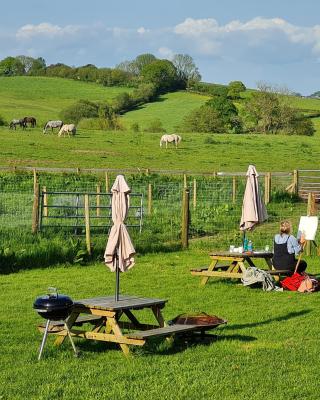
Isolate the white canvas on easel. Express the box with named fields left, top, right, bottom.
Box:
left=297, top=216, right=318, bottom=241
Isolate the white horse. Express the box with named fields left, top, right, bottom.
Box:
left=58, top=124, right=76, bottom=137
left=43, top=120, right=64, bottom=134
left=160, top=134, right=182, bottom=148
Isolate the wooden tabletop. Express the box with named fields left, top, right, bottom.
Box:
left=209, top=251, right=273, bottom=259
left=74, top=295, right=168, bottom=311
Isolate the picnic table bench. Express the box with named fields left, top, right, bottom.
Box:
left=38, top=295, right=219, bottom=356
left=191, top=251, right=290, bottom=285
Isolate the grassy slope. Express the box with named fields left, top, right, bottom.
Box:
left=0, top=77, right=320, bottom=171
left=1, top=250, right=319, bottom=399
left=122, top=91, right=210, bottom=131
left=0, top=76, right=131, bottom=125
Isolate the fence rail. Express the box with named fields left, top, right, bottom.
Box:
left=1, top=168, right=318, bottom=253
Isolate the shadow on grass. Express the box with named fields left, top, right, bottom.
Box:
left=224, top=309, right=312, bottom=331
left=73, top=330, right=257, bottom=357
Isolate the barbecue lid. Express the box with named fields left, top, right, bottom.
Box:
left=33, top=287, right=73, bottom=310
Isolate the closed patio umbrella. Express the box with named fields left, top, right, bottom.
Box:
left=104, top=175, right=135, bottom=301
left=240, top=165, right=268, bottom=235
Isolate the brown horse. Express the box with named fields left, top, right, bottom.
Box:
left=23, top=116, right=37, bottom=128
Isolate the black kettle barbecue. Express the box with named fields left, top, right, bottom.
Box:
left=33, top=287, right=78, bottom=360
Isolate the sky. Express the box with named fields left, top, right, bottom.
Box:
left=1, top=0, right=320, bottom=94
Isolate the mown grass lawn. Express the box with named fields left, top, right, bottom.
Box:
left=1, top=248, right=319, bottom=400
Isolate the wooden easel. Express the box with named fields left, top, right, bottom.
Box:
left=294, top=193, right=319, bottom=273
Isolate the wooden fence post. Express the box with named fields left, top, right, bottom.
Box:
left=264, top=172, right=271, bottom=205
left=146, top=168, right=150, bottom=176
left=193, top=178, right=197, bottom=210
left=76, top=167, right=80, bottom=174
left=43, top=186, right=48, bottom=217
left=293, top=170, right=299, bottom=196
left=32, top=183, right=40, bottom=233
left=105, top=172, right=109, bottom=192
left=232, top=176, right=237, bottom=204
left=96, top=184, right=101, bottom=216
left=183, top=174, right=187, bottom=188
left=84, top=194, right=92, bottom=256
left=33, top=168, right=37, bottom=192
left=148, top=184, right=152, bottom=215
left=181, top=188, right=190, bottom=249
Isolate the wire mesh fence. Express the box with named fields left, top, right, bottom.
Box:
left=0, top=170, right=316, bottom=254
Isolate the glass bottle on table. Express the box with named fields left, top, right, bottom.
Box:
left=247, top=240, right=253, bottom=253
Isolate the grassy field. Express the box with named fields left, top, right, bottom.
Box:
left=122, top=91, right=210, bottom=132
left=0, top=76, right=131, bottom=126
left=0, top=77, right=320, bottom=172
left=1, top=249, right=319, bottom=400
left=1, top=126, right=320, bottom=172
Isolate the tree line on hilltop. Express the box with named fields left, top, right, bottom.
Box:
left=0, top=55, right=315, bottom=135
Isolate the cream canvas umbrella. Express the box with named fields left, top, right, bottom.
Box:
left=104, top=175, right=135, bottom=301
left=240, top=165, right=268, bottom=240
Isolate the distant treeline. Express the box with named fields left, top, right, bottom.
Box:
left=0, top=53, right=201, bottom=93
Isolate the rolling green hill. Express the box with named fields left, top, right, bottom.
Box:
left=0, top=76, right=320, bottom=172
left=0, top=76, right=131, bottom=125
left=122, top=91, right=210, bottom=131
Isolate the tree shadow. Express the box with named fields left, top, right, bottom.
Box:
left=224, top=309, right=312, bottom=331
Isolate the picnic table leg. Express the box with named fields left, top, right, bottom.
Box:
left=108, top=318, right=131, bottom=356
left=54, top=311, right=79, bottom=346
left=152, top=305, right=166, bottom=327
left=265, top=258, right=273, bottom=269
left=123, top=310, right=143, bottom=329
left=200, top=259, right=218, bottom=286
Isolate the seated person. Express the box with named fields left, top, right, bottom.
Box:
left=272, top=220, right=307, bottom=274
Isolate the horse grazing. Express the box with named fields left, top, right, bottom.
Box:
left=43, top=120, right=64, bottom=134
left=160, top=134, right=182, bottom=148
left=9, top=119, right=26, bottom=130
left=23, top=116, right=36, bottom=128
left=58, top=124, right=76, bottom=137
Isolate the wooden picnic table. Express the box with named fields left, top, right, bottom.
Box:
left=190, top=251, right=288, bottom=285
left=38, top=295, right=208, bottom=356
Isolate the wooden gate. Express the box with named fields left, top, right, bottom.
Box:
left=298, top=170, right=320, bottom=201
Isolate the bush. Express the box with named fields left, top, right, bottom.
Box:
left=144, top=119, right=166, bottom=133
left=188, top=82, right=228, bottom=97
left=227, top=81, right=246, bottom=99
left=182, top=105, right=225, bottom=133
left=60, top=100, right=99, bottom=123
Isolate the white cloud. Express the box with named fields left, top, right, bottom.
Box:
left=174, top=17, right=320, bottom=56
left=16, top=23, right=80, bottom=40
left=157, top=46, right=174, bottom=59
left=137, top=27, right=149, bottom=35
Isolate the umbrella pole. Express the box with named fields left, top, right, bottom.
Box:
left=115, top=252, right=120, bottom=302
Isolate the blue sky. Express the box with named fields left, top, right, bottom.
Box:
left=1, top=0, right=320, bottom=94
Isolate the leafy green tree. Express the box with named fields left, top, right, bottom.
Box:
left=227, top=81, right=246, bottom=99
left=60, top=100, right=99, bottom=123
left=134, top=54, right=157, bottom=74
left=131, top=83, right=157, bottom=104
left=28, top=57, right=46, bottom=75
left=75, top=64, right=98, bottom=82
left=141, top=60, right=179, bottom=93
left=112, top=92, right=133, bottom=114
left=172, top=54, right=201, bottom=87
left=15, top=56, right=35, bottom=73
left=243, top=83, right=314, bottom=135
left=0, top=57, right=25, bottom=76
left=46, top=63, right=75, bottom=79
left=182, top=105, right=225, bottom=133
left=206, top=96, right=239, bottom=128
